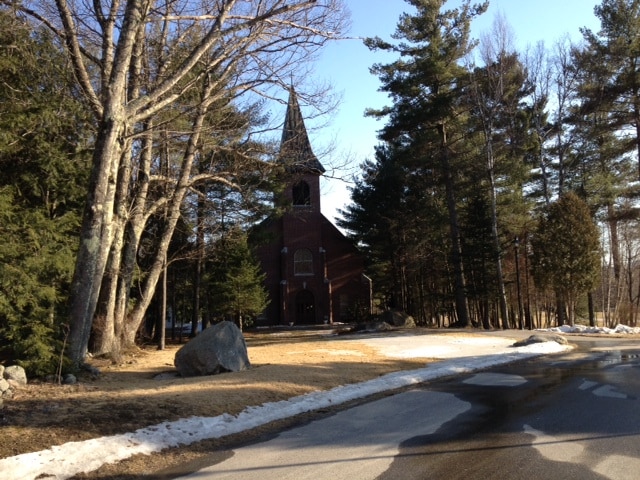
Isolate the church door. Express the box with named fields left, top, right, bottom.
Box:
left=295, top=290, right=316, bottom=324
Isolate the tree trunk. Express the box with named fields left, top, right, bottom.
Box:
left=111, top=128, right=154, bottom=351
left=157, top=252, right=167, bottom=350
left=439, top=125, right=469, bottom=327
left=556, top=293, right=567, bottom=326
left=91, top=243, right=119, bottom=355
left=122, top=79, right=215, bottom=347
left=67, top=118, right=125, bottom=365
left=588, top=291, right=596, bottom=327
left=65, top=0, right=147, bottom=365
left=608, top=203, right=621, bottom=280
left=192, top=195, right=206, bottom=337
left=86, top=127, right=135, bottom=356
left=488, top=161, right=509, bottom=330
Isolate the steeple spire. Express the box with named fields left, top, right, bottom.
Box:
left=280, top=87, right=325, bottom=174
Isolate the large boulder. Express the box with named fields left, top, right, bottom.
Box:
left=4, top=365, right=27, bottom=386
left=381, top=309, right=416, bottom=328
left=352, top=320, right=394, bottom=333
left=174, top=321, right=250, bottom=377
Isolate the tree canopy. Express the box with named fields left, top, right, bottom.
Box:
left=342, top=0, right=633, bottom=329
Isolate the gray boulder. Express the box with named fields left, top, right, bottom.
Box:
left=4, top=365, right=27, bottom=386
left=174, top=321, right=251, bottom=377
left=381, top=309, right=416, bottom=328
left=352, top=320, right=394, bottom=333
left=0, top=378, right=12, bottom=399
left=513, top=334, right=568, bottom=347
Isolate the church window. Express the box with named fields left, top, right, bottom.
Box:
left=292, top=181, right=311, bottom=206
left=294, top=249, right=313, bottom=275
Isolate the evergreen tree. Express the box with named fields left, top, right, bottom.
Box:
left=207, top=228, right=269, bottom=331
left=576, top=0, right=640, bottom=180
left=0, top=11, right=91, bottom=376
left=461, top=194, right=498, bottom=329
left=468, top=38, right=532, bottom=328
left=569, top=0, right=640, bottom=323
left=530, top=192, right=601, bottom=326
left=364, top=0, right=489, bottom=326
left=339, top=143, right=450, bottom=321
left=339, top=145, right=413, bottom=311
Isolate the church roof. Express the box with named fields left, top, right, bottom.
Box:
left=280, top=87, right=326, bottom=174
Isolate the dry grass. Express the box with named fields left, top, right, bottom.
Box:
left=1, top=328, right=433, bottom=479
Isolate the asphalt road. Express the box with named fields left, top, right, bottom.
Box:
left=175, top=336, right=640, bottom=480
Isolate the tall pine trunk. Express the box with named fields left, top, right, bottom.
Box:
left=486, top=143, right=509, bottom=330
left=439, top=124, right=469, bottom=327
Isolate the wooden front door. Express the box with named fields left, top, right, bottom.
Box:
left=295, top=290, right=315, bottom=324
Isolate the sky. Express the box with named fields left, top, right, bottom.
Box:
left=3, top=324, right=640, bottom=480
left=309, top=0, right=602, bottom=224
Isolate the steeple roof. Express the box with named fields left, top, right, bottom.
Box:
left=280, top=87, right=325, bottom=174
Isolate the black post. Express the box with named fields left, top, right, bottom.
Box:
left=514, top=237, right=524, bottom=330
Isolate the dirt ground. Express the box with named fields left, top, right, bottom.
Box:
left=1, top=327, right=443, bottom=479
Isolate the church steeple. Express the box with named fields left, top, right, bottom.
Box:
left=280, top=87, right=325, bottom=174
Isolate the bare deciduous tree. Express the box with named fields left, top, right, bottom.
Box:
left=6, top=0, right=348, bottom=364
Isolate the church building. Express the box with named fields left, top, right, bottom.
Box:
left=253, top=88, right=371, bottom=326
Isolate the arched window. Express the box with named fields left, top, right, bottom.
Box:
left=292, top=181, right=311, bottom=206
left=294, top=249, right=313, bottom=275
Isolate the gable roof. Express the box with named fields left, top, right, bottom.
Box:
left=280, top=87, right=326, bottom=174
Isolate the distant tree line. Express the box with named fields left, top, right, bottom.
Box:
left=339, top=0, right=634, bottom=330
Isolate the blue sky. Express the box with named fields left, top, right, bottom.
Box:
left=302, top=0, right=602, bottom=223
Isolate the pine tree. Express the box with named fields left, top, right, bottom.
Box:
left=364, top=0, right=489, bottom=326
left=338, top=142, right=450, bottom=323
left=530, top=192, right=601, bottom=326
left=468, top=42, right=532, bottom=329
left=207, top=228, right=269, bottom=331
left=0, top=11, right=91, bottom=376
left=576, top=0, right=640, bottom=180
left=339, top=145, right=413, bottom=311
left=569, top=0, right=640, bottom=323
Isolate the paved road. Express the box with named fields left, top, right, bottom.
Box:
left=175, top=336, right=640, bottom=480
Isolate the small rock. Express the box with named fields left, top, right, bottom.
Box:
left=63, top=374, right=77, bottom=385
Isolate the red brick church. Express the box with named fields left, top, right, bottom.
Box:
left=253, top=88, right=372, bottom=326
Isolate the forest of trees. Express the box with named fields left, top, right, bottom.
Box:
left=338, top=0, right=637, bottom=332
left=0, top=0, right=638, bottom=376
